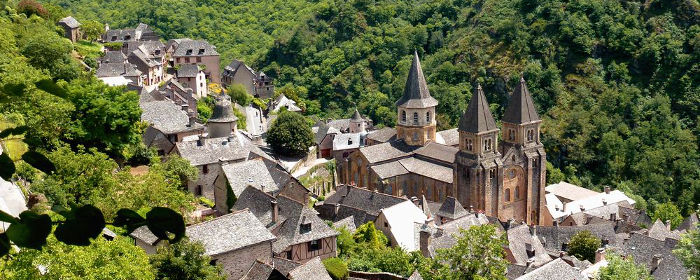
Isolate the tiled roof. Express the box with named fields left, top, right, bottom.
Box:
left=371, top=161, right=409, bottom=180
left=240, top=260, right=276, bottom=280
left=172, top=39, right=219, bottom=56
left=103, top=28, right=136, bottom=42
left=59, top=16, right=80, bottom=28
left=186, top=209, right=275, bottom=256
left=395, top=52, right=438, bottom=109
left=96, top=62, right=142, bottom=77
left=326, top=119, right=351, bottom=132
left=177, top=64, right=200, bottom=78
left=436, top=197, right=469, bottom=220
left=436, top=128, right=458, bottom=146
left=366, top=127, right=396, bottom=143
left=272, top=207, right=338, bottom=254
left=507, top=224, right=552, bottom=266
left=209, top=96, right=238, bottom=123
left=129, top=225, right=159, bottom=245
left=287, top=257, right=332, bottom=280
left=233, top=186, right=283, bottom=227
left=222, top=158, right=294, bottom=197
left=100, top=51, right=126, bottom=64
left=408, top=270, right=423, bottom=280
left=458, top=84, right=497, bottom=133
left=503, top=77, right=540, bottom=125
left=272, top=257, right=300, bottom=276
left=271, top=94, right=301, bottom=112
left=358, top=140, right=418, bottom=164
left=398, top=157, right=453, bottom=183
left=332, top=133, right=362, bottom=151
left=175, top=135, right=250, bottom=166
left=620, top=233, right=688, bottom=280
left=414, top=142, right=459, bottom=164
left=324, top=185, right=407, bottom=217
left=677, top=212, right=698, bottom=231
left=351, top=109, right=363, bottom=121
left=514, top=258, right=584, bottom=280
left=647, top=219, right=681, bottom=241
left=333, top=215, right=357, bottom=232
left=535, top=223, right=617, bottom=253
left=546, top=182, right=599, bottom=202
left=140, top=100, right=202, bottom=134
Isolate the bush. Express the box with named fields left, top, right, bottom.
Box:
left=567, top=230, right=601, bottom=263
left=323, top=257, right=348, bottom=280
left=266, top=111, right=313, bottom=157
left=199, top=197, right=215, bottom=208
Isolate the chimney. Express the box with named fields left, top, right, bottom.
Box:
left=187, top=113, right=196, bottom=127
left=181, top=104, right=189, bottom=111
left=525, top=243, right=535, bottom=258
left=196, top=135, right=204, bottom=146
left=651, top=254, right=662, bottom=273
left=609, top=213, right=617, bottom=221
left=559, top=251, right=566, bottom=258
left=595, top=248, right=606, bottom=263
left=530, top=226, right=537, bottom=237
left=411, top=196, right=419, bottom=207
left=419, top=229, right=431, bottom=258
left=602, top=198, right=607, bottom=206
left=526, top=258, right=534, bottom=267
left=665, top=220, right=671, bottom=231
left=271, top=200, right=279, bottom=223
left=469, top=205, right=474, bottom=213
left=604, top=186, right=611, bottom=194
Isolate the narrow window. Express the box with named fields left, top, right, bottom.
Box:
left=426, top=111, right=431, bottom=122
left=489, top=169, right=495, bottom=179
left=504, top=189, right=511, bottom=202
left=412, top=132, right=418, bottom=141
left=401, top=111, right=406, bottom=122
left=515, top=186, right=520, bottom=199
left=466, top=139, right=473, bottom=151
left=308, top=239, right=321, bottom=251
left=413, top=112, right=419, bottom=125
left=508, top=129, right=515, bottom=141
left=527, top=129, right=534, bottom=141
left=195, top=185, right=202, bottom=196
left=202, top=165, right=208, bottom=174
left=484, top=138, right=492, bottom=151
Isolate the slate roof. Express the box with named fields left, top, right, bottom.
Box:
left=333, top=133, right=362, bottom=151
left=366, top=127, right=397, bottom=143
left=271, top=94, right=301, bottom=112
left=175, top=135, right=250, bottom=166
left=358, top=140, right=418, bottom=164
left=240, top=260, right=281, bottom=280
left=333, top=215, right=357, bottom=232
left=678, top=213, right=698, bottom=231
left=458, top=84, right=498, bottom=133
left=436, top=197, right=469, bottom=220
left=59, top=16, right=80, bottom=28
left=273, top=257, right=300, bottom=276
left=222, top=158, right=294, bottom=197
left=436, top=128, right=459, bottom=146
left=546, top=182, right=599, bottom=202
left=395, top=51, right=438, bottom=108
left=314, top=123, right=339, bottom=145
left=507, top=224, right=552, bottom=266
left=186, top=209, right=275, bottom=256
left=371, top=161, right=409, bottom=179
left=427, top=213, right=491, bottom=256
left=96, top=62, right=142, bottom=77
left=351, top=109, right=363, bottom=121
left=287, top=257, right=332, bottom=280
left=209, top=96, right=238, bottom=123
left=414, top=142, right=459, bottom=164
left=647, top=219, right=681, bottom=241
left=100, top=51, right=127, bottom=64
left=172, top=39, right=219, bottom=56
left=514, top=258, right=585, bottom=280
left=129, top=225, right=160, bottom=245
left=326, top=119, right=351, bottom=132
left=177, top=64, right=200, bottom=78
left=223, top=59, right=256, bottom=78
left=103, top=28, right=137, bottom=42
left=620, top=233, right=688, bottom=280
left=398, top=157, right=453, bottom=183
left=503, top=77, right=540, bottom=125
left=140, top=100, right=203, bottom=134
left=272, top=207, right=338, bottom=254
left=408, top=270, right=423, bottom=280
left=535, top=223, right=617, bottom=253
left=324, top=185, right=407, bottom=217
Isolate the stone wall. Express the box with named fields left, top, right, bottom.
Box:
left=214, top=241, right=273, bottom=280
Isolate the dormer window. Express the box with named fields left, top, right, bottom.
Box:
left=413, top=112, right=418, bottom=125
left=198, top=49, right=205, bottom=55
left=300, top=222, right=311, bottom=234
left=124, top=35, right=131, bottom=40
left=186, top=49, right=193, bottom=55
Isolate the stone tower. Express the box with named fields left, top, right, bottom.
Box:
left=349, top=109, right=366, bottom=134
left=500, top=77, right=546, bottom=225
left=207, top=95, right=238, bottom=138
left=395, top=52, right=438, bottom=146
left=454, top=84, right=503, bottom=217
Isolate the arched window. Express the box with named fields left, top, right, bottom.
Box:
left=504, top=189, right=511, bottom=202
left=484, top=138, right=492, bottom=151
left=515, top=186, right=520, bottom=199
left=527, top=129, right=534, bottom=141
left=508, top=129, right=515, bottom=141
left=401, top=111, right=406, bottom=122
left=426, top=111, right=431, bottom=123
left=413, top=112, right=419, bottom=125
left=466, top=139, right=473, bottom=151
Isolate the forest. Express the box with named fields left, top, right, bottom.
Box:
left=45, top=0, right=700, bottom=215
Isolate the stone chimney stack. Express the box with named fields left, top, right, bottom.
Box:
left=651, top=254, right=662, bottom=273
left=411, top=196, right=419, bottom=207
left=665, top=220, right=671, bottom=231
left=604, top=186, right=611, bottom=194
left=595, top=248, right=606, bottom=263
left=419, top=229, right=431, bottom=258
left=271, top=200, right=279, bottom=223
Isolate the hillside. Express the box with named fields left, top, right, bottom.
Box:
left=45, top=0, right=700, bottom=213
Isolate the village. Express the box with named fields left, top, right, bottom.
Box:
left=4, top=17, right=691, bottom=280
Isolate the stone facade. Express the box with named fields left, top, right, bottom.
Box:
left=214, top=242, right=273, bottom=280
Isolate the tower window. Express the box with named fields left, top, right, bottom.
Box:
left=489, top=169, right=495, bottom=179
left=413, top=112, right=419, bottom=125
left=401, top=111, right=406, bottom=122
left=412, top=132, right=418, bottom=141
left=515, top=186, right=520, bottom=199
left=466, top=139, right=473, bottom=151
left=508, top=129, right=515, bottom=141
left=532, top=158, right=538, bottom=167
left=504, top=189, right=511, bottom=202
left=426, top=111, right=431, bottom=123
left=484, top=138, right=492, bottom=151
left=527, top=129, right=534, bottom=142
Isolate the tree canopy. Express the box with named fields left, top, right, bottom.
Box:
left=266, top=110, right=314, bottom=157
left=567, top=230, right=602, bottom=263
left=596, top=252, right=653, bottom=280
left=150, top=239, right=226, bottom=280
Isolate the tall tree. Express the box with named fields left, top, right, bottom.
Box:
left=434, top=225, right=508, bottom=280
left=568, top=230, right=602, bottom=263
left=266, top=110, right=313, bottom=157
left=674, top=227, right=700, bottom=279
left=596, top=253, right=653, bottom=280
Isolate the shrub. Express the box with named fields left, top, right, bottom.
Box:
left=323, top=257, right=348, bottom=280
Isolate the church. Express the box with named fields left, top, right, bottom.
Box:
left=344, top=52, right=547, bottom=225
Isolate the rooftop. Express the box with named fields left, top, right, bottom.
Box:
left=186, top=209, right=275, bottom=256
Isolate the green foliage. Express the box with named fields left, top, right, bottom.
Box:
left=352, top=221, right=388, bottom=249
left=150, top=239, right=226, bottom=280
left=103, top=42, right=123, bottom=50
left=674, top=227, right=700, bottom=279
left=199, top=197, right=215, bottom=208
left=267, top=110, right=313, bottom=157
left=225, top=182, right=236, bottom=212
left=81, top=20, right=104, bottom=42
left=227, top=84, right=253, bottom=106
left=567, top=230, right=602, bottom=263
left=596, top=252, right=653, bottom=280
left=16, top=0, right=48, bottom=18
left=434, top=225, right=508, bottom=280
left=322, top=257, right=348, bottom=280
left=197, top=96, right=214, bottom=122
left=234, top=106, right=247, bottom=130
left=653, top=202, right=684, bottom=230
left=0, top=235, right=155, bottom=279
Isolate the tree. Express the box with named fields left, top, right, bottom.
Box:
left=674, top=227, right=700, bottom=279
left=597, top=252, right=653, bottom=280
left=81, top=20, right=104, bottom=42
left=568, top=230, right=602, bottom=263
left=434, top=225, right=508, bottom=280
left=353, top=221, right=388, bottom=250
left=16, top=0, right=48, bottom=18
left=0, top=235, right=155, bottom=279
left=653, top=202, right=684, bottom=229
left=150, top=239, right=225, bottom=280
left=323, top=257, right=348, bottom=280
left=226, top=84, right=252, bottom=106
left=266, top=111, right=313, bottom=157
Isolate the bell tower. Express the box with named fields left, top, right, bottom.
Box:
left=500, top=77, right=546, bottom=225
left=454, top=84, right=503, bottom=217
left=395, top=51, right=438, bottom=146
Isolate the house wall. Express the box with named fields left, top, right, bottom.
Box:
left=276, top=236, right=337, bottom=263
left=374, top=213, right=399, bottom=248
left=317, top=134, right=335, bottom=159
left=174, top=55, right=221, bottom=84
left=214, top=241, right=273, bottom=280
left=231, top=69, right=256, bottom=96
left=372, top=173, right=452, bottom=203
left=61, top=26, right=80, bottom=42
left=331, top=148, right=358, bottom=186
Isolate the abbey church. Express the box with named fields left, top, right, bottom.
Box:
left=344, top=52, right=547, bottom=225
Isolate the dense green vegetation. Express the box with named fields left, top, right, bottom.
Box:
left=267, top=110, right=314, bottom=156
left=47, top=0, right=700, bottom=215
left=567, top=230, right=602, bottom=263
left=597, top=252, right=653, bottom=280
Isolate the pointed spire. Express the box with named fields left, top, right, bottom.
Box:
left=208, top=95, right=238, bottom=123
left=395, top=51, right=438, bottom=109
left=502, top=77, right=540, bottom=124
left=351, top=108, right=363, bottom=121
left=458, top=84, right=498, bottom=133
